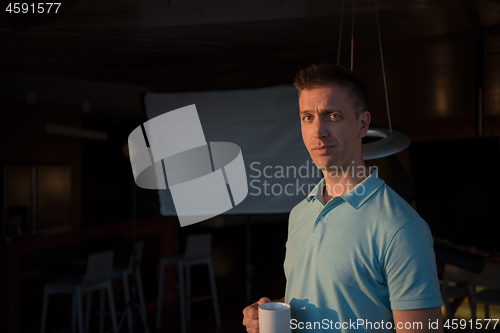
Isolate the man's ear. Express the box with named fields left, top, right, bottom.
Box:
left=358, top=111, right=371, bottom=138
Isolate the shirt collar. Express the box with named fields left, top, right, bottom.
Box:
left=306, top=178, right=326, bottom=204
left=306, top=168, right=385, bottom=209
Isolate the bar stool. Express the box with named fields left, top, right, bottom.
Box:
left=40, top=250, right=118, bottom=333
left=156, top=233, right=221, bottom=333
left=470, top=263, right=500, bottom=327
left=111, top=241, right=147, bottom=332
left=441, top=263, right=478, bottom=330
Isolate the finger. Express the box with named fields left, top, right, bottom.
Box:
left=243, top=317, right=259, bottom=328
left=245, top=320, right=259, bottom=333
left=258, top=297, right=271, bottom=305
left=243, top=318, right=260, bottom=333
left=243, top=304, right=259, bottom=318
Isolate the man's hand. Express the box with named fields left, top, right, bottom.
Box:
left=242, top=297, right=271, bottom=333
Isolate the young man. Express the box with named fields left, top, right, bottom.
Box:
left=243, top=64, right=443, bottom=332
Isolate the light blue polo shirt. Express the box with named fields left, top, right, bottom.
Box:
left=284, top=169, right=442, bottom=332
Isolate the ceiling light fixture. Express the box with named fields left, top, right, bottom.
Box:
left=337, top=0, right=411, bottom=160
left=45, top=124, right=108, bottom=141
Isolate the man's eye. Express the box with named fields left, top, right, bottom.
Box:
left=330, top=114, right=341, bottom=120
left=302, top=115, right=311, bottom=121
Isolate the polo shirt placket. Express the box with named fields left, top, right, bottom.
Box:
left=308, top=197, right=344, bottom=244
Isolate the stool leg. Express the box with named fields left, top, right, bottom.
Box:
left=156, top=260, right=166, bottom=329
left=107, top=280, right=118, bottom=332
left=179, top=259, right=186, bottom=333
left=469, top=293, right=476, bottom=333
left=485, top=303, right=490, bottom=320
left=444, top=299, right=453, bottom=321
left=40, top=287, right=49, bottom=333
left=72, top=294, right=76, bottom=333
left=76, top=287, right=85, bottom=333
left=208, top=258, right=221, bottom=327
left=85, top=292, right=92, bottom=333
left=186, top=265, right=191, bottom=321
left=99, top=289, right=104, bottom=333
left=135, top=265, right=148, bottom=322
left=122, top=271, right=133, bottom=332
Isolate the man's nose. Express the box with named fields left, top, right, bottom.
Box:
left=312, top=118, right=328, bottom=139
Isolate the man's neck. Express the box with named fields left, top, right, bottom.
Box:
left=322, top=163, right=369, bottom=204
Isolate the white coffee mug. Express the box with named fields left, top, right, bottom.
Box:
left=258, top=302, right=292, bottom=333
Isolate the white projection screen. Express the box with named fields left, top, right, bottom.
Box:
left=143, top=85, right=323, bottom=216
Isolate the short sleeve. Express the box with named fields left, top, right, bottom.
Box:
left=383, top=220, right=443, bottom=310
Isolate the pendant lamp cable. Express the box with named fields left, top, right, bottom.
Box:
left=337, top=0, right=393, bottom=132
left=374, top=0, right=392, bottom=132
left=336, top=0, right=345, bottom=66
left=350, top=0, right=354, bottom=70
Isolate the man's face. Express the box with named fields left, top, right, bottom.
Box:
left=299, top=85, right=370, bottom=173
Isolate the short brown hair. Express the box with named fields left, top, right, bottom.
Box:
left=293, top=63, right=368, bottom=117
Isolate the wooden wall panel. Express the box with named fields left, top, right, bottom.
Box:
left=0, top=102, right=82, bottom=229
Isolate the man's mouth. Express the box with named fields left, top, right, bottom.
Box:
left=312, top=145, right=335, bottom=155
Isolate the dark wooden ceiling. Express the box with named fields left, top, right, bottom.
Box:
left=1, top=0, right=499, bottom=91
